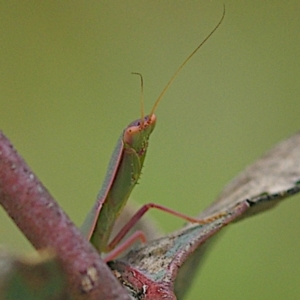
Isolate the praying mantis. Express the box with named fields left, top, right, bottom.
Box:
left=81, top=7, right=226, bottom=262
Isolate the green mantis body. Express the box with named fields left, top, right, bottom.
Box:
left=81, top=8, right=225, bottom=261
left=81, top=113, right=157, bottom=254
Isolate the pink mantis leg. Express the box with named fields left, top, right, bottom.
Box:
left=105, top=202, right=225, bottom=261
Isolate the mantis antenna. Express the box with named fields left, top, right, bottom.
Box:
left=131, top=72, right=145, bottom=128
left=149, top=5, right=225, bottom=118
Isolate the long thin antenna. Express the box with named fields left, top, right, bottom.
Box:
left=149, top=5, right=225, bottom=117
left=131, top=72, right=145, bottom=127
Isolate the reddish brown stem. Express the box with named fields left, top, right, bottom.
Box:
left=0, top=131, right=130, bottom=300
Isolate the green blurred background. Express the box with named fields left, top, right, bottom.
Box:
left=1, top=1, right=299, bottom=299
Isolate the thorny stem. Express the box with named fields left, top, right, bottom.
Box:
left=0, top=131, right=130, bottom=300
